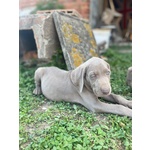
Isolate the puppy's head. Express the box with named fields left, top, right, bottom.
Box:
left=70, top=57, right=111, bottom=97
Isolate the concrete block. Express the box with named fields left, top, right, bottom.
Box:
left=19, top=13, right=61, bottom=59
left=32, top=13, right=61, bottom=59
left=37, top=9, right=82, bottom=18
left=19, top=14, right=48, bottom=30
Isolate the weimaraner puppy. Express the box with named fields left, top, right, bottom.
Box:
left=126, top=66, right=132, bottom=87
left=33, top=57, right=132, bottom=117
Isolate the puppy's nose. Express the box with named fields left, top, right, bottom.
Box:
left=101, top=88, right=110, bottom=95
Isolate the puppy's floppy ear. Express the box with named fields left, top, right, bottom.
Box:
left=70, top=66, right=86, bottom=93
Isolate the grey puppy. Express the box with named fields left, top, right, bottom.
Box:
left=126, top=66, right=132, bottom=87
left=33, top=57, right=132, bottom=117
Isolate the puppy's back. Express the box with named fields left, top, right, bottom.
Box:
left=36, top=66, right=75, bottom=101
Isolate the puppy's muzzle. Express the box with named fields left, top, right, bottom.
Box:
left=101, top=88, right=111, bottom=95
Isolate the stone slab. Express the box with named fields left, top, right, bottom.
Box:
left=53, top=11, right=99, bottom=70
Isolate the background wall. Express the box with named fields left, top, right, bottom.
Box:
left=19, top=0, right=90, bottom=18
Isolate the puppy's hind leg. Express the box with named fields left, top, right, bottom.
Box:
left=33, top=68, right=43, bottom=95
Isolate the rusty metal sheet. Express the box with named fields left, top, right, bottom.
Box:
left=53, top=11, right=99, bottom=70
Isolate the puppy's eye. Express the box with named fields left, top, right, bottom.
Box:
left=90, top=73, right=96, bottom=79
left=106, top=71, right=110, bottom=76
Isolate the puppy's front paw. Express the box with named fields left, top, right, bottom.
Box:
left=33, top=87, right=41, bottom=95
left=127, top=101, right=132, bottom=109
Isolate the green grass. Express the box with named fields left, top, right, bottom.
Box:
left=19, top=46, right=132, bottom=150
